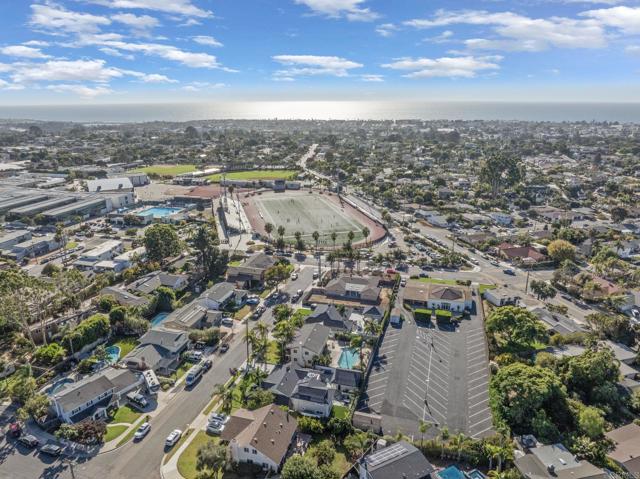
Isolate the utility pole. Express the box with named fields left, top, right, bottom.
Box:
left=525, top=264, right=531, bottom=294
left=245, top=318, right=250, bottom=375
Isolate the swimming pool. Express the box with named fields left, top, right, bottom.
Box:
left=138, top=206, right=183, bottom=218
left=105, top=345, right=121, bottom=364
left=151, top=312, right=170, bottom=327
left=338, top=347, right=359, bottom=369
left=437, top=466, right=466, bottom=479
left=46, top=378, right=74, bottom=395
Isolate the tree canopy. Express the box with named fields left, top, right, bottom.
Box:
left=486, top=306, right=547, bottom=351
left=144, top=224, right=182, bottom=262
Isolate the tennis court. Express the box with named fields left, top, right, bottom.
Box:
left=253, top=193, right=365, bottom=245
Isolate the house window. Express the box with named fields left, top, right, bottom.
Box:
left=244, top=447, right=249, bottom=453
left=304, top=351, right=309, bottom=356
left=252, top=449, right=257, bottom=455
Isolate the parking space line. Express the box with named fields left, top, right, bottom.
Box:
left=467, top=382, right=487, bottom=392
left=469, top=417, right=493, bottom=431
left=468, top=374, right=488, bottom=384
left=468, top=390, right=488, bottom=401
left=469, top=405, right=490, bottom=419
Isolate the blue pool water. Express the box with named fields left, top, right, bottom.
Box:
left=338, top=348, right=359, bottom=369
left=105, top=345, right=121, bottom=364
left=139, top=206, right=183, bottom=218
left=151, top=312, right=170, bottom=327
left=47, top=378, right=74, bottom=394
left=438, top=466, right=466, bottom=479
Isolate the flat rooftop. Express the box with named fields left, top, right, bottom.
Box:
left=43, top=197, right=106, bottom=217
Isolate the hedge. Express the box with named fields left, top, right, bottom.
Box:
left=63, top=314, right=110, bottom=353
left=414, top=308, right=432, bottom=321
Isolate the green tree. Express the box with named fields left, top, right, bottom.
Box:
left=17, top=393, right=50, bottom=422
left=343, top=431, right=369, bottom=459
left=547, top=239, right=576, bottom=263
left=265, top=222, right=274, bottom=241
left=578, top=406, right=605, bottom=439
left=282, top=454, right=321, bottom=479
left=196, top=441, right=227, bottom=477
left=479, top=153, right=523, bottom=196
left=486, top=306, right=546, bottom=351
left=314, top=439, right=336, bottom=467
left=144, top=224, right=182, bottom=263
left=530, top=280, right=556, bottom=301
left=155, top=286, right=176, bottom=312
left=491, top=362, right=568, bottom=434
left=33, top=342, right=66, bottom=366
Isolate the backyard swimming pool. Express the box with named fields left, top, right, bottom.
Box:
left=338, top=347, right=359, bottom=369
left=46, top=377, right=74, bottom=395
left=105, top=345, right=121, bottom=364
left=437, top=466, right=466, bottom=479
left=138, top=206, right=183, bottom=218
left=151, top=312, right=170, bottom=327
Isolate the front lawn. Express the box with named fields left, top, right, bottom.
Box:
left=177, top=431, right=219, bottom=479
left=169, top=361, right=195, bottom=382
left=104, top=424, right=128, bottom=442
left=478, top=283, right=496, bottom=294
left=290, top=308, right=312, bottom=324
left=266, top=341, right=281, bottom=365
left=331, top=405, right=349, bottom=419
left=234, top=306, right=251, bottom=320
left=112, top=404, right=142, bottom=424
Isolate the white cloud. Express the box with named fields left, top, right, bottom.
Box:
left=626, top=45, right=640, bottom=54
left=376, top=23, right=399, bottom=37
left=294, top=0, right=379, bottom=21
left=404, top=10, right=607, bottom=51
left=112, top=13, right=160, bottom=35
left=382, top=55, right=502, bottom=78
left=30, top=3, right=111, bottom=34
left=361, top=74, right=383, bottom=82
left=10, top=59, right=124, bottom=83
left=272, top=54, right=363, bottom=78
left=581, top=6, right=640, bottom=34
left=0, top=45, right=50, bottom=59
left=193, top=35, right=223, bottom=47
left=99, top=47, right=135, bottom=60
left=23, top=40, right=50, bottom=47
left=46, top=83, right=113, bottom=98
left=123, top=70, right=177, bottom=82
left=76, top=34, right=232, bottom=69
left=87, top=0, right=212, bottom=18
left=182, top=81, right=225, bottom=91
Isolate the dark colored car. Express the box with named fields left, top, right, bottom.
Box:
left=202, top=359, right=213, bottom=371
left=220, top=343, right=229, bottom=354
left=503, top=269, right=516, bottom=276
left=18, top=434, right=39, bottom=448
left=40, top=444, right=63, bottom=456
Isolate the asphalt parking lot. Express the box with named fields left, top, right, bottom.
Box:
left=358, top=295, right=494, bottom=439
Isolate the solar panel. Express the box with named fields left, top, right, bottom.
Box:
left=366, top=442, right=409, bottom=467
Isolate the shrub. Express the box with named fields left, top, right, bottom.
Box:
left=33, top=343, right=66, bottom=366
left=63, top=314, right=110, bottom=353
left=413, top=308, right=432, bottom=321
left=298, top=416, right=325, bottom=434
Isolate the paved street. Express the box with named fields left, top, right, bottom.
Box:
left=357, top=292, right=493, bottom=440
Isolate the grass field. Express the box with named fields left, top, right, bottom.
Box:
left=177, top=431, right=218, bottom=479
left=132, top=164, right=197, bottom=177
left=206, top=169, right=298, bottom=182
left=254, top=194, right=365, bottom=245
left=104, top=425, right=128, bottom=442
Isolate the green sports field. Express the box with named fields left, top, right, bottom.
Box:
left=131, top=164, right=197, bottom=177
left=254, top=193, right=365, bottom=245
left=206, top=169, right=298, bottom=182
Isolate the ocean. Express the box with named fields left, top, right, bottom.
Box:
left=0, top=101, right=638, bottom=123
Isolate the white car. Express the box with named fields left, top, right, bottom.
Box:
left=165, top=429, right=182, bottom=447
left=206, top=421, right=225, bottom=435
left=290, top=272, right=298, bottom=280
left=134, top=422, right=151, bottom=441
left=209, top=413, right=229, bottom=424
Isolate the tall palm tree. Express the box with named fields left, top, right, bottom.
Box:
left=264, top=222, right=273, bottom=242
left=213, top=384, right=234, bottom=413
left=347, top=230, right=355, bottom=244
left=331, top=231, right=337, bottom=251
left=273, top=320, right=295, bottom=362
left=450, top=433, right=466, bottom=461
left=277, top=225, right=285, bottom=239
left=362, top=226, right=370, bottom=247
left=418, top=420, right=431, bottom=448
left=312, top=231, right=320, bottom=254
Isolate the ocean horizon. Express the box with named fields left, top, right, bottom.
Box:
left=0, top=101, right=639, bottom=123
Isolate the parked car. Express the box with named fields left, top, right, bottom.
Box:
left=134, top=422, right=151, bottom=441
left=219, top=343, right=229, bottom=354
left=221, top=318, right=234, bottom=327
left=503, top=269, right=516, bottom=276
left=202, top=359, right=213, bottom=371
left=419, top=272, right=429, bottom=278
left=312, top=271, right=319, bottom=279
left=165, top=429, right=182, bottom=447
left=206, top=420, right=225, bottom=435
left=185, top=350, right=204, bottom=362
left=18, top=435, right=39, bottom=449
left=209, top=413, right=229, bottom=424
left=40, top=444, right=63, bottom=457
left=127, top=392, right=148, bottom=409
left=400, top=279, right=407, bottom=287
left=246, top=295, right=260, bottom=305
left=290, top=272, right=298, bottom=280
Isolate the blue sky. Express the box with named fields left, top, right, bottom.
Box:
left=0, top=0, right=639, bottom=103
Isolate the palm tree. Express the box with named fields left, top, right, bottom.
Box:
left=264, top=222, right=274, bottom=242
left=294, top=231, right=303, bottom=252
left=363, top=319, right=380, bottom=337
left=354, top=249, right=362, bottom=274
left=362, top=226, right=370, bottom=247
left=55, top=223, right=68, bottom=264
left=347, top=230, right=355, bottom=244
left=485, top=443, right=501, bottom=471
left=213, top=384, right=234, bottom=413
left=450, top=433, right=466, bottom=461
left=273, top=320, right=295, bottom=362
left=331, top=231, right=337, bottom=251
left=277, top=225, right=285, bottom=239
left=312, top=231, right=320, bottom=254
left=418, top=420, right=431, bottom=448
